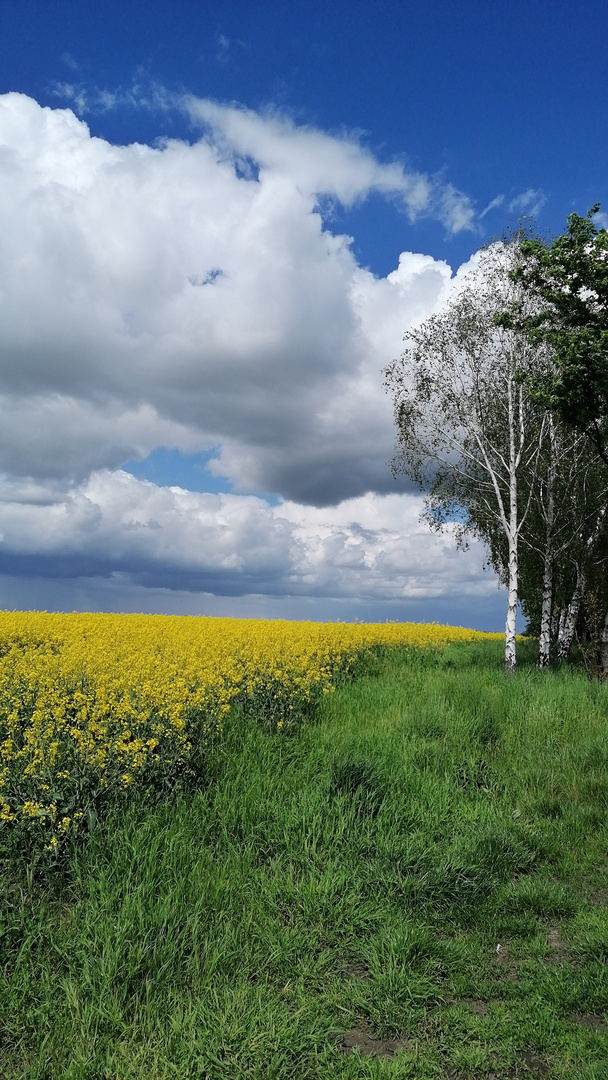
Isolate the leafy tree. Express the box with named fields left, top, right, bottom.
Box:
left=384, top=240, right=548, bottom=673
left=474, top=421, right=607, bottom=664
left=509, top=207, right=608, bottom=670
left=509, top=206, right=608, bottom=463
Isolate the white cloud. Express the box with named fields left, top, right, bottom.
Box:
left=480, top=194, right=505, bottom=219
left=0, top=91, right=505, bottom=618
left=437, top=182, right=476, bottom=234
left=185, top=97, right=476, bottom=234
left=0, top=396, right=200, bottom=480
left=0, top=469, right=497, bottom=603
left=61, top=53, right=80, bottom=73
left=592, top=209, right=608, bottom=231
left=0, top=91, right=457, bottom=503
left=216, top=34, right=231, bottom=63
left=507, top=188, right=547, bottom=217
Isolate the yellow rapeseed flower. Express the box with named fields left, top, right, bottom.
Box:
left=0, top=610, right=502, bottom=852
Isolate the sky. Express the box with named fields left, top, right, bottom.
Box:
left=0, top=0, right=605, bottom=628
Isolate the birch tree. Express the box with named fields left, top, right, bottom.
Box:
left=511, top=207, right=608, bottom=672
left=384, top=240, right=547, bottom=673
left=474, top=418, right=606, bottom=665
left=535, top=431, right=606, bottom=663
left=556, top=504, right=608, bottom=661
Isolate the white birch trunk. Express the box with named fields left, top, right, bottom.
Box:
left=557, top=568, right=584, bottom=662
left=558, top=505, right=605, bottom=662
left=505, top=533, right=518, bottom=674
left=538, top=414, right=556, bottom=668
left=537, top=550, right=553, bottom=667
left=504, top=375, right=518, bottom=674
left=600, top=606, right=608, bottom=677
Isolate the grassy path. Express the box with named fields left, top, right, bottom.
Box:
left=2, top=640, right=608, bottom=1078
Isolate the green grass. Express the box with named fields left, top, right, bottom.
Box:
left=2, top=639, right=608, bottom=1079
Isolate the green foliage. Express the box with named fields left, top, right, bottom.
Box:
left=509, top=206, right=608, bottom=458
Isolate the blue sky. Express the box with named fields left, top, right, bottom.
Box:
left=0, top=0, right=604, bottom=627
left=4, top=0, right=605, bottom=271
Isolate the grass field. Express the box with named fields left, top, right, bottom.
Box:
left=2, top=637, right=608, bottom=1078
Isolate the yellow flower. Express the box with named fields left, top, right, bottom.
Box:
left=0, top=609, right=502, bottom=851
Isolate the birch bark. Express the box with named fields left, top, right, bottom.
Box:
left=537, top=551, right=554, bottom=667
left=504, top=372, right=519, bottom=674
left=537, top=415, right=556, bottom=667
left=557, top=569, right=584, bottom=662
left=600, top=607, right=608, bottom=674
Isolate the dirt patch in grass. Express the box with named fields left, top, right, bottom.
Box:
left=514, top=1048, right=551, bottom=1075
left=569, top=1011, right=606, bottom=1033
left=443, top=995, right=490, bottom=1018
left=336, top=959, right=370, bottom=980
left=341, top=1025, right=410, bottom=1057
left=588, top=887, right=608, bottom=908
left=492, top=943, right=518, bottom=981
left=461, top=997, right=489, bottom=1017
left=545, top=924, right=572, bottom=964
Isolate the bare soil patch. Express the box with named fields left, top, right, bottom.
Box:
left=341, top=1024, right=410, bottom=1057
left=514, top=1048, right=551, bottom=1075
left=569, top=1011, right=606, bottom=1033
left=336, top=959, right=370, bottom=980
left=492, top=943, right=518, bottom=981
left=545, top=924, right=572, bottom=964
left=461, top=997, right=489, bottom=1017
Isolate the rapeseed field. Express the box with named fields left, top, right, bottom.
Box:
left=0, top=611, right=500, bottom=856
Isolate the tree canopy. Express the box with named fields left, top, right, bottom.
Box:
left=504, top=207, right=608, bottom=463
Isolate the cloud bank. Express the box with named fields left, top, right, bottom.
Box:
left=0, top=469, right=492, bottom=595
left=0, top=91, right=502, bottom=620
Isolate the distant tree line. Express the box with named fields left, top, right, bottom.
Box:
left=384, top=208, right=608, bottom=674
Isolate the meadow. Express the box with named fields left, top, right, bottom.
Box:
left=1, top=616, right=607, bottom=1078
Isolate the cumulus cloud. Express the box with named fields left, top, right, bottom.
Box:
left=185, top=97, right=476, bottom=232
left=0, top=91, right=458, bottom=504
left=0, top=91, right=504, bottom=616
left=0, top=470, right=497, bottom=602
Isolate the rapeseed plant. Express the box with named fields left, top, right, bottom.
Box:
left=0, top=611, right=501, bottom=858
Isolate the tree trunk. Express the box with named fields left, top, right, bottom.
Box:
left=537, top=550, right=553, bottom=667
left=551, top=606, right=562, bottom=644
left=600, top=606, right=608, bottom=677
left=504, top=374, right=519, bottom=675
left=505, top=539, right=518, bottom=674
left=557, top=501, right=606, bottom=663
left=558, top=606, right=567, bottom=644
left=538, top=416, right=556, bottom=668
left=562, top=505, right=607, bottom=663
left=557, top=568, right=584, bottom=662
